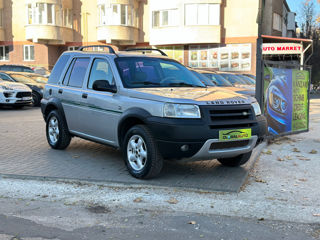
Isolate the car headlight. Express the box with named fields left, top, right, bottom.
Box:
left=163, top=103, right=201, bottom=118
left=0, top=85, right=13, bottom=90
left=268, top=86, right=287, bottom=114
left=251, top=101, right=261, bottom=116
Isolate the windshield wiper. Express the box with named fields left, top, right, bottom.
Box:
left=167, top=82, right=205, bottom=88
left=131, top=81, right=160, bottom=86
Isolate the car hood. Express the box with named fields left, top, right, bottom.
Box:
left=0, top=81, right=31, bottom=91
left=129, top=87, right=254, bottom=105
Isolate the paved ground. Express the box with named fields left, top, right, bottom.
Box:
left=0, top=198, right=317, bottom=240
left=0, top=107, right=263, bottom=192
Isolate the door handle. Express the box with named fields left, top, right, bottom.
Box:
left=58, top=89, right=63, bottom=94
left=82, top=93, right=88, bottom=99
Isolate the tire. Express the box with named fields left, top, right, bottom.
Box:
left=32, top=92, right=41, bottom=107
left=46, top=110, right=71, bottom=150
left=123, top=125, right=163, bottom=179
left=217, top=151, right=252, bottom=167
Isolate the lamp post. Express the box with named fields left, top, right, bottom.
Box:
left=256, top=0, right=265, bottom=111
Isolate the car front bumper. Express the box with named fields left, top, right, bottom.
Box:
left=146, top=114, right=267, bottom=161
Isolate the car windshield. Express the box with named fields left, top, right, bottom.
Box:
left=10, top=74, right=38, bottom=84
left=220, top=74, right=247, bottom=85
left=115, top=57, right=206, bottom=88
left=237, top=75, right=255, bottom=85
left=29, top=75, right=48, bottom=84
left=203, top=73, right=233, bottom=87
left=191, top=71, right=215, bottom=86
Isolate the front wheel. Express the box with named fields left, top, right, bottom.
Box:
left=32, top=92, right=41, bottom=107
left=46, top=110, right=71, bottom=150
left=123, top=125, right=163, bottom=179
left=217, top=151, right=252, bottom=167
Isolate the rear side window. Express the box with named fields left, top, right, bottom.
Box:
left=67, top=58, right=90, bottom=88
left=48, top=54, right=71, bottom=84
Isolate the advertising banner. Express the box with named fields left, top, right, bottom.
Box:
left=264, top=67, right=309, bottom=135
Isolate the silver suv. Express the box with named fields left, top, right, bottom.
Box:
left=41, top=46, right=267, bottom=179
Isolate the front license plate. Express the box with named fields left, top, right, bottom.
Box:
left=219, top=129, right=252, bottom=141
left=22, top=97, right=31, bottom=100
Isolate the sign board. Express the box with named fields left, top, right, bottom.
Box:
left=262, top=43, right=303, bottom=55
left=263, top=67, right=310, bottom=136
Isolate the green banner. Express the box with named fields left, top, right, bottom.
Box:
left=292, top=70, right=309, bottom=132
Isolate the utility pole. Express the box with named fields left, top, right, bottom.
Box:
left=256, top=0, right=264, bottom=111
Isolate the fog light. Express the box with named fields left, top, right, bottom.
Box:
left=181, top=145, right=189, bottom=152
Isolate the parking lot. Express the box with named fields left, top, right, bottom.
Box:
left=0, top=107, right=264, bottom=193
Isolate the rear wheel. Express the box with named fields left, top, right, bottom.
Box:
left=32, top=92, right=41, bottom=106
left=217, top=151, right=252, bottom=167
left=123, top=125, right=163, bottom=179
left=46, top=110, right=71, bottom=150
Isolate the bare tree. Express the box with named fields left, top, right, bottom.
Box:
left=300, top=0, right=315, bottom=38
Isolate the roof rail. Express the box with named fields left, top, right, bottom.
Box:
left=78, top=45, right=117, bottom=54
left=124, top=48, right=168, bottom=56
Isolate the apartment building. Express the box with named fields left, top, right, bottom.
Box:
left=0, top=0, right=296, bottom=74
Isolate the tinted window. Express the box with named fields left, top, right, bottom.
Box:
left=48, top=54, right=71, bottom=84
left=191, top=71, right=215, bottom=86
left=220, top=74, right=247, bottom=85
left=67, top=58, right=90, bottom=88
left=0, top=73, right=11, bottom=81
left=115, top=57, right=205, bottom=88
left=88, top=59, right=114, bottom=89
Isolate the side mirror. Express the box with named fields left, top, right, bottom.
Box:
left=92, top=80, right=117, bottom=93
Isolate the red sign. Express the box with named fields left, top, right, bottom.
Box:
left=262, top=43, right=303, bottom=55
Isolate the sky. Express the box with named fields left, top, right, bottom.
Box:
left=286, top=0, right=320, bottom=26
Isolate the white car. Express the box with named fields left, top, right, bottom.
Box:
left=0, top=80, right=32, bottom=107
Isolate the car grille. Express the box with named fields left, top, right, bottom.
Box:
left=210, top=140, right=250, bottom=150
left=16, top=92, right=32, bottom=98
left=201, top=105, right=256, bottom=130
left=3, top=92, right=13, bottom=98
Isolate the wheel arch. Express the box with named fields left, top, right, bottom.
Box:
left=43, top=98, right=69, bottom=130
left=117, top=108, right=152, bottom=148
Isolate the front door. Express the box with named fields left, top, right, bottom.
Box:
left=79, top=58, right=121, bottom=146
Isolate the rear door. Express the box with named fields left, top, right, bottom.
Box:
left=59, top=57, right=91, bottom=133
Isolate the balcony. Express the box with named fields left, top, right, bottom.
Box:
left=149, top=25, right=221, bottom=45
left=25, top=25, right=73, bottom=44
left=97, top=25, right=140, bottom=46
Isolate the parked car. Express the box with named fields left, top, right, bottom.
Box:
left=41, top=47, right=267, bottom=179
left=243, top=74, right=256, bottom=80
left=22, top=73, right=48, bottom=84
left=0, top=71, right=45, bottom=106
left=0, top=64, right=34, bottom=73
left=236, top=74, right=256, bottom=85
left=0, top=79, right=32, bottom=107
left=219, top=73, right=255, bottom=90
left=188, top=68, right=215, bottom=86
left=193, top=69, right=255, bottom=97
left=32, top=67, right=51, bottom=77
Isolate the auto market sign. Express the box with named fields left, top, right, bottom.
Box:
left=262, top=43, right=303, bottom=55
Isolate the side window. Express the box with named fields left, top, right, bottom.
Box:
left=88, top=58, right=115, bottom=89
left=67, top=58, right=90, bottom=88
left=0, top=73, right=11, bottom=80
left=48, top=54, right=71, bottom=84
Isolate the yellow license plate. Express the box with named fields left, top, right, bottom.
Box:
left=219, top=129, right=252, bottom=141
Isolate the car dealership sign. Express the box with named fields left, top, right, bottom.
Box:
left=262, top=43, right=303, bottom=55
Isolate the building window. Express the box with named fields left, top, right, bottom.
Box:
left=0, top=46, right=9, bottom=61
left=273, top=13, right=282, bottom=31
left=98, top=4, right=137, bottom=27
left=159, top=46, right=184, bottom=64
left=185, top=4, right=220, bottom=26
left=0, top=9, right=3, bottom=27
left=152, top=9, right=178, bottom=28
left=24, top=45, right=34, bottom=61
left=26, top=3, right=65, bottom=27
left=63, top=9, right=72, bottom=28
left=188, top=44, right=251, bottom=71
